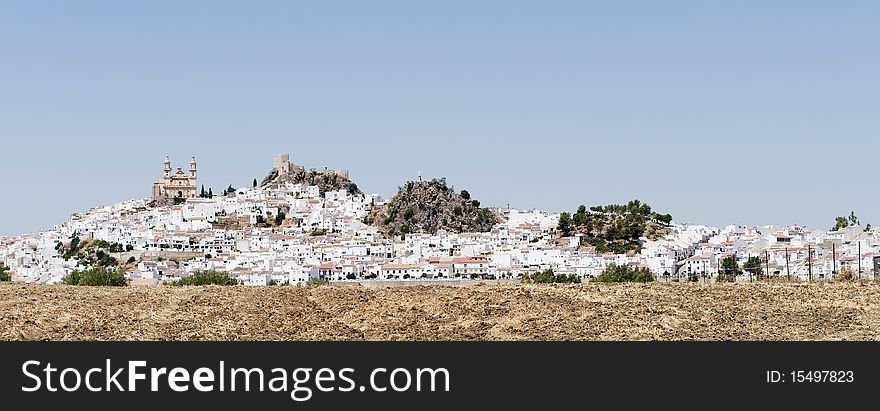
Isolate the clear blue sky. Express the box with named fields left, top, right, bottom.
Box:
left=1, top=1, right=878, bottom=236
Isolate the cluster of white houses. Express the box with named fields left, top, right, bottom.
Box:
left=3, top=156, right=880, bottom=285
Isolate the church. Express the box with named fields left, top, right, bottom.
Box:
left=152, top=155, right=198, bottom=200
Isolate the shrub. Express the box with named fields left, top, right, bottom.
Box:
left=521, top=269, right=580, bottom=284
left=306, top=278, right=330, bottom=288
left=0, top=264, right=10, bottom=282
left=170, top=270, right=238, bottom=286
left=593, top=264, right=654, bottom=283
left=61, top=267, right=126, bottom=286
left=717, top=255, right=740, bottom=282
left=835, top=266, right=856, bottom=282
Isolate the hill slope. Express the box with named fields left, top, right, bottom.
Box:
left=260, top=168, right=363, bottom=197
left=557, top=200, right=673, bottom=254
left=365, top=179, right=498, bottom=237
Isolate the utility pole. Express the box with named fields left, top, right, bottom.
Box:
left=858, top=241, right=862, bottom=280
left=748, top=253, right=753, bottom=282
left=785, top=247, right=790, bottom=280
left=765, top=250, right=770, bottom=280
left=832, top=243, right=837, bottom=277
left=807, top=244, right=812, bottom=282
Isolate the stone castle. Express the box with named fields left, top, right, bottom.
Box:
left=152, top=155, right=198, bottom=200
left=273, top=153, right=349, bottom=179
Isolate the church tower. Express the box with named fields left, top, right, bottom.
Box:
left=189, top=155, right=197, bottom=180
left=153, top=155, right=199, bottom=201
left=164, top=155, right=171, bottom=180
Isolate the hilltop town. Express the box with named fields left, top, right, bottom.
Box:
left=1, top=154, right=877, bottom=286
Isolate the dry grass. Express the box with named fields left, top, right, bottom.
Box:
left=1, top=282, right=879, bottom=341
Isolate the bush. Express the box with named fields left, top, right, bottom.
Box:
left=170, top=270, right=239, bottom=286
left=521, top=269, right=580, bottom=284
left=306, top=278, right=330, bottom=288
left=275, top=211, right=286, bottom=226
left=0, top=264, right=10, bottom=282
left=61, top=267, right=126, bottom=286
left=593, top=264, right=654, bottom=283
left=835, top=266, right=856, bottom=282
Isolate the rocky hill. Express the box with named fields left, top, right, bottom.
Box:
left=556, top=200, right=673, bottom=254
left=364, top=178, right=498, bottom=237
left=260, top=167, right=363, bottom=197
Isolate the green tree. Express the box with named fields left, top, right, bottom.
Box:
left=832, top=215, right=852, bottom=231
left=253, top=178, right=258, bottom=188
left=742, top=256, right=763, bottom=280
left=61, top=267, right=126, bottom=286
left=653, top=213, right=673, bottom=226
left=849, top=211, right=859, bottom=226
left=593, top=264, right=654, bottom=283
left=558, top=212, right=573, bottom=236
left=208, top=188, right=213, bottom=198
left=275, top=210, right=286, bottom=226
left=170, top=270, right=238, bottom=286
left=460, top=190, right=470, bottom=200
left=718, top=255, right=740, bottom=282
left=0, top=264, right=10, bottom=282
left=573, top=205, right=587, bottom=226
left=200, top=185, right=206, bottom=197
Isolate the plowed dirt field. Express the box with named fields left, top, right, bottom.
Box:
left=2, top=282, right=878, bottom=340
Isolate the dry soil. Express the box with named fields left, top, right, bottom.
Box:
left=1, top=282, right=878, bottom=341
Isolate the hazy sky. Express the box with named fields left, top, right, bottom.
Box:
left=2, top=1, right=879, bottom=236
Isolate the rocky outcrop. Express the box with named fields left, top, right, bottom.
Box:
left=365, top=179, right=498, bottom=237
left=260, top=168, right=363, bottom=197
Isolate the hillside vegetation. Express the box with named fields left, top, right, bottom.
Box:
left=365, top=178, right=498, bottom=237
left=557, top=200, right=672, bottom=254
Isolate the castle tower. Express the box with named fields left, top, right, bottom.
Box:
left=164, top=155, right=171, bottom=180
left=274, top=153, right=291, bottom=174
left=189, top=155, right=197, bottom=180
